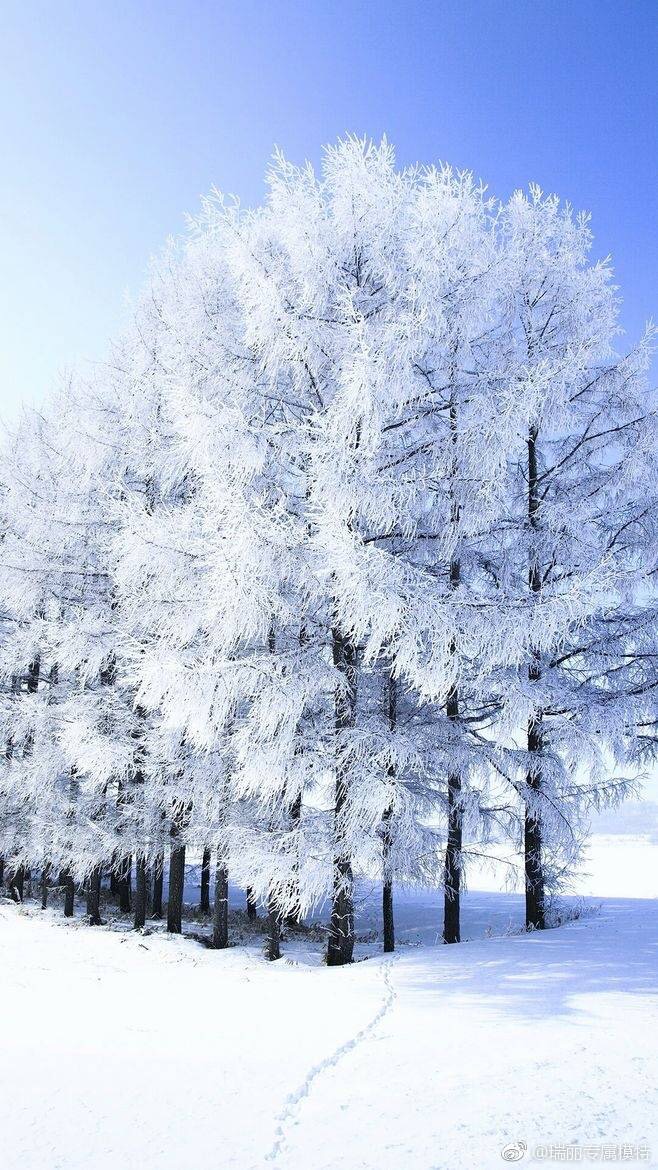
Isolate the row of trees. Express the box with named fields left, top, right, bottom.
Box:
left=1, top=138, right=657, bottom=963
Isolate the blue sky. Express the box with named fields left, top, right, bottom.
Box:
left=1, top=0, right=656, bottom=421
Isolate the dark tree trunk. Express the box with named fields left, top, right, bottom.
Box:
left=266, top=893, right=281, bottom=961
left=443, top=668, right=462, bottom=943
left=443, top=767, right=462, bottom=943
left=213, top=856, right=229, bottom=949
left=525, top=708, right=546, bottom=930
left=63, top=871, right=75, bottom=918
left=11, top=865, right=25, bottom=903
left=9, top=867, right=23, bottom=903
left=442, top=689, right=462, bottom=943
left=134, top=854, right=147, bottom=929
left=382, top=669, right=396, bottom=954
left=443, top=393, right=463, bottom=945
left=129, top=705, right=147, bottom=928
left=200, top=847, right=211, bottom=913
left=327, top=626, right=357, bottom=966
left=117, top=855, right=132, bottom=914
left=109, top=866, right=118, bottom=899
left=246, top=887, right=258, bottom=920
left=86, top=865, right=102, bottom=925
left=41, top=863, right=50, bottom=909
left=382, top=866, right=394, bottom=954
left=525, top=424, right=546, bottom=931
left=284, top=792, right=304, bottom=928
left=0, top=855, right=4, bottom=886
left=328, top=846, right=354, bottom=966
left=382, top=813, right=395, bottom=954
left=151, top=852, right=164, bottom=918
left=167, top=839, right=186, bottom=934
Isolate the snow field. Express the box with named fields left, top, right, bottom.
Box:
left=2, top=879, right=657, bottom=1170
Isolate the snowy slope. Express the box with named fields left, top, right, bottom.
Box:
left=2, top=888, right=657, bottom=1170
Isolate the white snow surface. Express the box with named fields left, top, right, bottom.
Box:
left=2, top=850, right=658, bottom=1170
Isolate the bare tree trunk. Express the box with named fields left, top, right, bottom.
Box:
left=284, top=792, right=304, bottom=928
left=151, top=851, right=164, bottom=918
left=63, top=871, right=75, bottom=918
left=443, top=762, right=462, bottom=944
left=9, top=867, right=23, bottom=903
left=87, top=865, right=102, bottom=925
left=167, top=836, right=186, bottom=934
left=266, top=892, right=281, bottom=961
left=0, top=856, right=4, bottom=886
left=10, top=865, right=25, bottom=903
left=246, top=887, right=258, bottom=920
left=213, top=856, right=229, bottom=949
left=443, top=392, right=463, bottom=945
left=200, top=847, right=211, bottom=913
left=382, top=668, right=396, bottom=954
left=134, top=854, right=147, bottom=929
left=525, top=706, right=546, bottom=929
left=41, top=863, right=50, bottom=909
left=327, top=626, right=357, bottom=966
left=525, top=424, right=546, bottom=930
left=443, top=674, right=462, bottom=944
left=382, top=818, right=395, bottom=953
left=117, top=854, right=132, bottom=914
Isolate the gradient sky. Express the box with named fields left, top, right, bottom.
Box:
left=1, top=0, right=656, bottom=423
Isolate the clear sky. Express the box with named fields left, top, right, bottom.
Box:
left=1, top=0, right=656, bottom=422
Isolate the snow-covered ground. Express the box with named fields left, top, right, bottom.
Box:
left=2, top=840, right=657, bottom=1170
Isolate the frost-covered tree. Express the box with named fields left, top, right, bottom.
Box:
left=217, top=139, right=553, bottom=958
left=0, top=366, right=165, bottom=927
left=0, top=136, right=655, bottom=965
left=476, top=187, right=657, bottom=928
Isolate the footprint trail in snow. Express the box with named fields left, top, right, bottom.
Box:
left=266, top=957, right=397, bottom=1165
